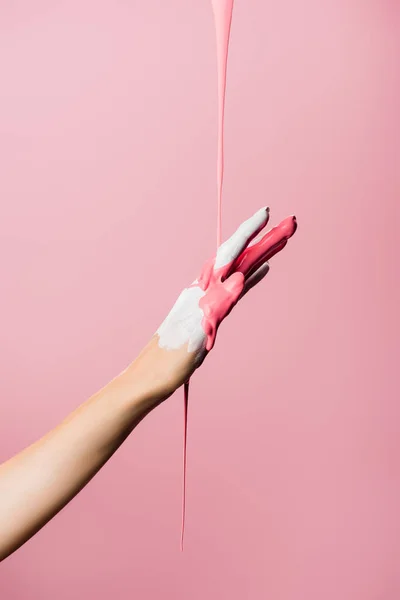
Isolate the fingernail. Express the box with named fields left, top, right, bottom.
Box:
left=279, top=215, right=297, bottom=239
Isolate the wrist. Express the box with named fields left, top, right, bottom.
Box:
left=124, top=337, right=197, bottom=408
left=119, top=349, right=175, bottom=413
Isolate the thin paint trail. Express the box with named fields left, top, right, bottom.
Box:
left=180, top=380, right=189, bottom=551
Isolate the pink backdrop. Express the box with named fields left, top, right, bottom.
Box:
left=1, top=1, right=399, bottom=598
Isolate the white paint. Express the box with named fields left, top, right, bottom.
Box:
left=214, top=206, right=269, bottom=269
left=156, top=285, right=207, bottom=354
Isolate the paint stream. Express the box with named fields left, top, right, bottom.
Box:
left=180, top=380, right=189, bottom=552
left=181, top=0, right=235, bottom=551
left=212, top=0, right=235, bottom=247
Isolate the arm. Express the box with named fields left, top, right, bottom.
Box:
left=0, top=207, right=296, bottom=562
left=0, top=348, right=166, bottom=562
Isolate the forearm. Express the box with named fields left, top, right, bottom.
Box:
left=0, top=356, right=164, bottom=562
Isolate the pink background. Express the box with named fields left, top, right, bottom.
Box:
left=1, top=1, right=399, bottom=598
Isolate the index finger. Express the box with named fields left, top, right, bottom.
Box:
left=214, top=207, right=270, bottom=272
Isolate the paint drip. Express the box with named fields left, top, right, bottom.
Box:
left=180, top=380, right=189, bottom=551
left=180, top=0, right=235, bottom=551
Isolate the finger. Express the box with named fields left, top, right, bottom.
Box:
left=223, top=271, right=245, bottom=300
left=235, top=215, right=297, bottom=279
left=198, top=272, right=245, bottom=352
left=214, top=207, right=270, bottom=272
left=240, top=261, right=270, bottom=298
left=217, top=271, right=245, bottom=321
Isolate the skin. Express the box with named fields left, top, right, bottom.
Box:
left=0, top=207, right=296, bottom=562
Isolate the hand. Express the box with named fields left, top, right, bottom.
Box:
left=133, top=207, right=297, bottom=402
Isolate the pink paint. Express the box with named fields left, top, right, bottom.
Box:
left=211, top=0, right=235, bottom=247
left=235, top=216, right=298, bottom=280
left=180, top=381, right=189, bottom=552
left=180, top=215, right=296, bottom=546
left=198, top=216, right=297, bottom=351
left=181, top=0, right=235, bottom=550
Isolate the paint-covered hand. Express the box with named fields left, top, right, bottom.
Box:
left=144, top=207, right=296, bottom=398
